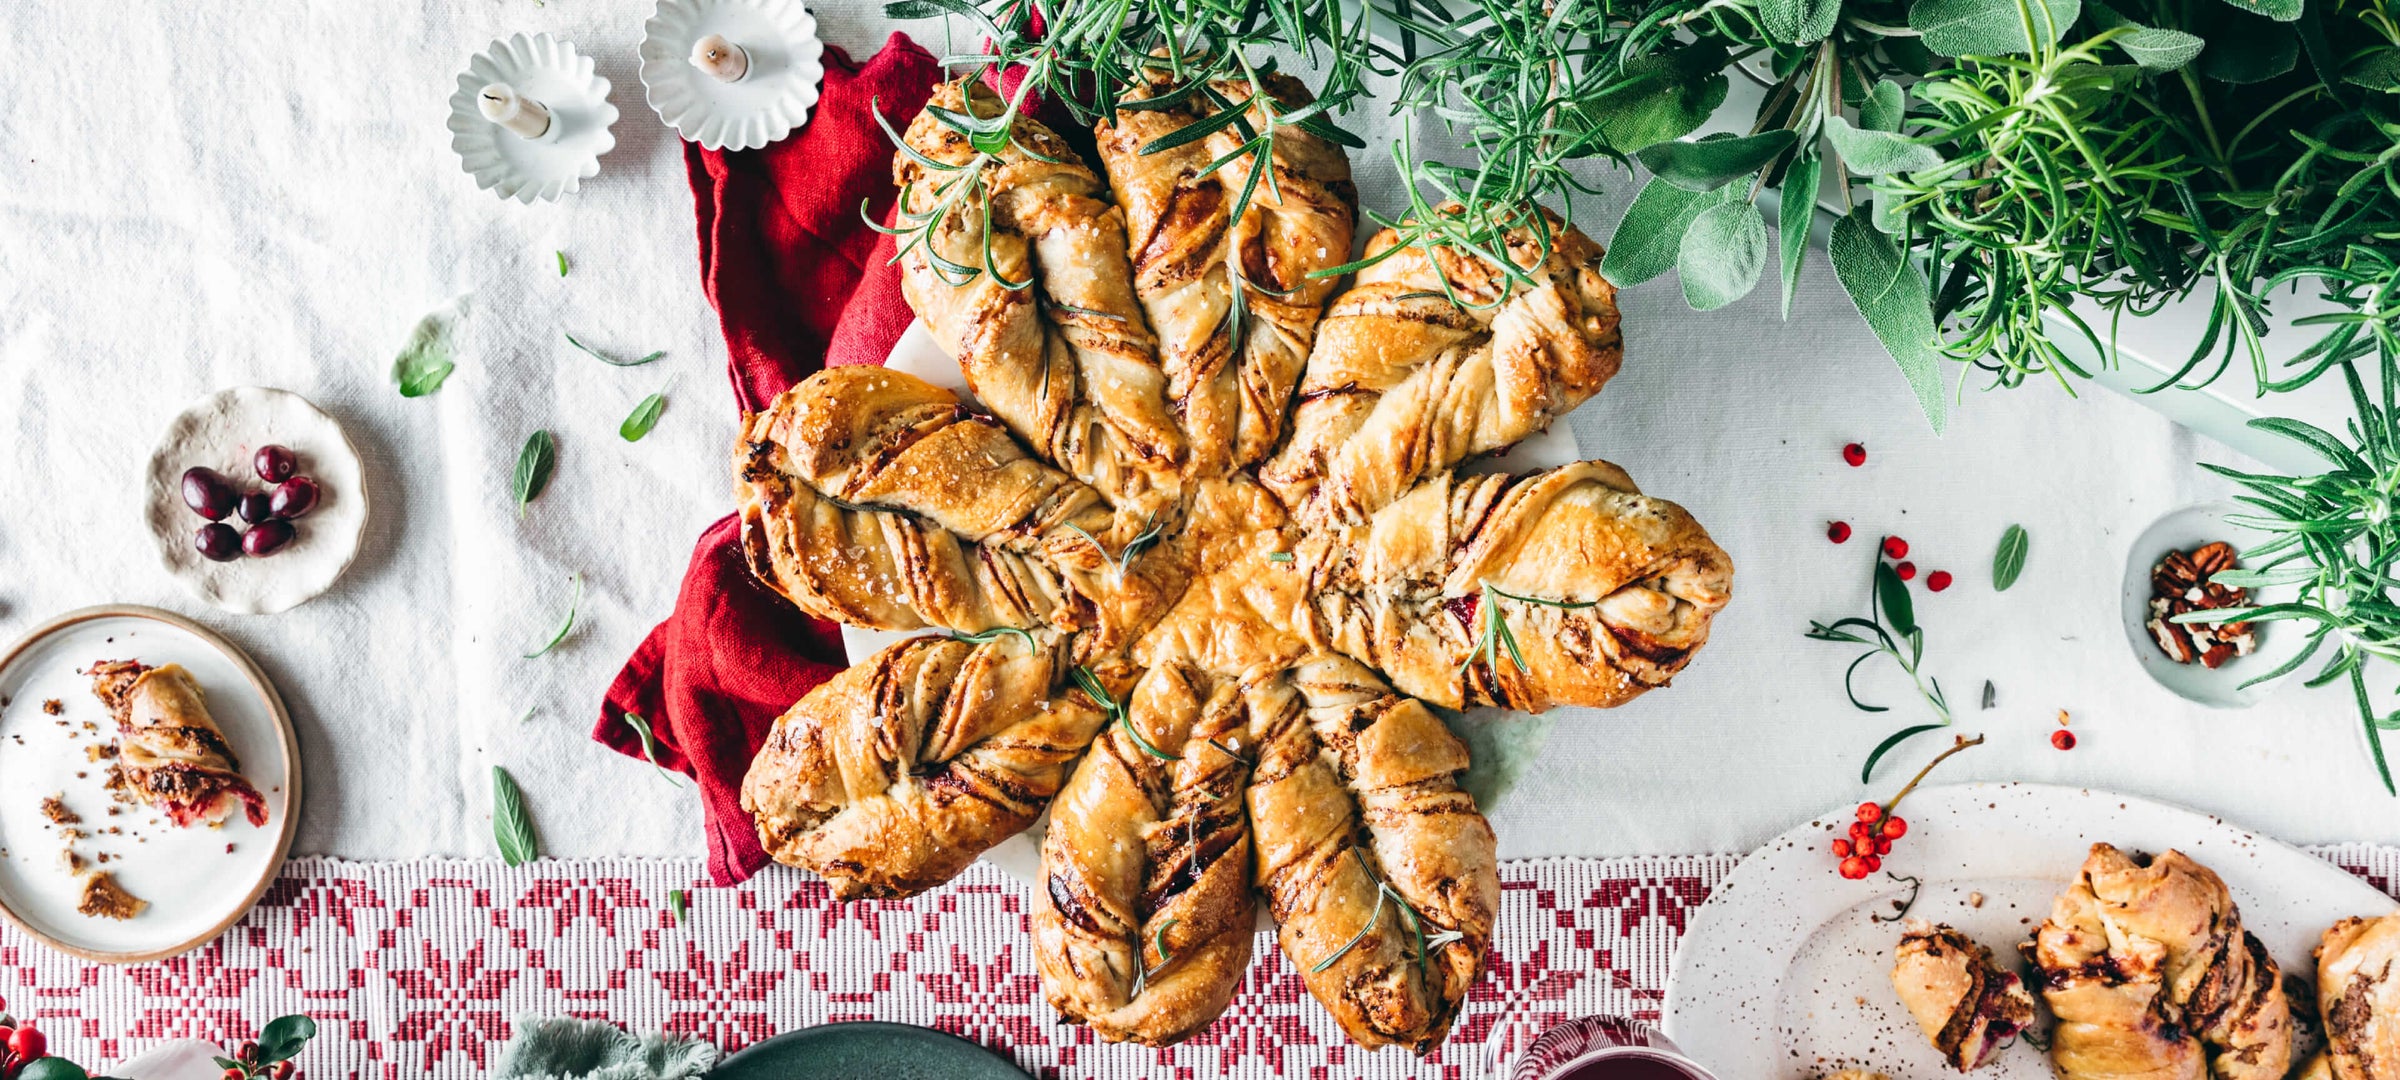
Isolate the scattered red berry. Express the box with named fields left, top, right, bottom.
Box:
left=1882, top=535, right=1909, bottom=560
left=1882, top=815, right=1908, bottom=839
left=1895, top=560, right=1917, bottom=581
left=1827, top=520, right=1852, bottom=544
left=1832, top=839, right=1853, bottom=858
left=9, top=1025, right=44, bottom=1061
left=1855, top=802, right=1883, bottom=824
left=1842, top=442, right=1867, bottom=467
left=1839, top=856, right=1870, bottom=880
left=2052, top=729, right=2078, bottom=751
left=1927, top=570, right=1952, bottom=592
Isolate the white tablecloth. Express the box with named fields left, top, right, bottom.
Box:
left=0, top=1, right=2388, bottom=866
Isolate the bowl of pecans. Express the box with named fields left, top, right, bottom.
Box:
left=2119, top=502, right=2308, bottom=708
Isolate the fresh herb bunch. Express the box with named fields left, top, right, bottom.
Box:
left=2181, top=346, right=2400, bottom=794
left=1807, top=550, right=1956, bottom=780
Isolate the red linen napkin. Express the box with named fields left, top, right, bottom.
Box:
left=594, top=35, right=940, bottom=886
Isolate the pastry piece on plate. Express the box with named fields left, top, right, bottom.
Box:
left=85, top=660, right=267, bottom=828
left=739, top=634, right=1101, bottom=899
left=2026, top=844, right=2292, bottom=1080
left=1259, top=206, right=1623, bottom=528
left=1889, top=920, right=2035, bottom=1071
left=77, top=871, right=147, bottom=921
left=1032, top=660, right=1257, bottom=1045
left=2307, top=910, right=2400, bottom=1079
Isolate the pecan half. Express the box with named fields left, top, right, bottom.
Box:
left=2153, top=549, right=2201, bottom=594
left=2149, top=617, right=2197, bottom=664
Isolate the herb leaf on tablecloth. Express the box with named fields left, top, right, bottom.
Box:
left=669, top=888, right=689, bottom=925
left=1810, top=550, right=1953, bottom=779
left=1993, top=525, right=2030, bottom=591
left=555, top=251, right=570, bottom=277
left=491, top=766, right=539, bottom=866
left=391, top=309, right=457, bottom=398
left=524, top=573, right=580, bottom=658
left=566, top=333, right=665, bottom=367
left=621, top=391, right=668, bottom=442
left=622, top=711, right=683, bottom=788
left=512, top=430, right=555, bottom=516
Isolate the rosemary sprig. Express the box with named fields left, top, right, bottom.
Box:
left=1063, top=515, right=1166, bottom=583
left=1073, top=665, right=1181, bottom=761
left=1129, top=916, right=1180, bottom=999
left=1808, top=551, right=1953, bottom=782
left=949, top=625, right=1043, bottom=652
left=1307, top=848, right=1455, bottom=978
left=1460, top=582, right=1598, bottom=676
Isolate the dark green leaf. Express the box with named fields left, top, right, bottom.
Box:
left=1911, top=0, right=2081, bottom=56
left=492, top=766, right=539, bottom=867
left=1779, top=152, right=1822, bottom=320
left=1636, top=131, right=1798, bottom=192
left=1679, top=201, right=1768, bottom=311
left=566, top=333, right=666, bottom=367
left=2345, top=50, right=2400, bottom=91
left=524, top=572, right=580, bottom=658
left=391, top=309, right=457, bottom=398
left=1862, top=724, right=1946, bottom=783
left=2196, top=8, right=2298, bottom=82
left=19, top=1062, right=88, bottom=1080
left=669, top=888, right=689, bottom=925
left=622, top=711, right=683, bottom=787
left=1759, top=0, right=1841, bottom=44
left=513, top=430, right=555, bottom=516
left=1859, top=81, right=1905, bottom=133
left=1993, top=525, right=2030, bottom=591
left=1876, top=560, right=1918, bottom=638
left=255, top=1015, right=319, bottom=1064
left=1824, top=117, right=1945, bottom=176
left=2214, top=0, right=2300, bottom=21
left=2088, top=4, right=2205, bottom=69
left=1829, top=210, right=1949, bottom=434
left=1569, top=42, right=1731, bottom=155
left=1604, top=177, right=1741, bottom=286
left=621, top=391, right=668, bottom=442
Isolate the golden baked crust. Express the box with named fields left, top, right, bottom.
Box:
left=2312, top=911, right=2400, bottom=1080
left=1890, top=920, right=2035, bottom=1071
left=86, top=660, right=267, bottom=829
left=2027, top=845, right=2292, bottom=1080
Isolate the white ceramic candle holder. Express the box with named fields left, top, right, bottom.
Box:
left=447, top=33, right=619, bottom=203
left=640, top=0, right=827, bottom=152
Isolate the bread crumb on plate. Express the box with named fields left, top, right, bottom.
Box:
left=77, top=872, right=146, bottom=921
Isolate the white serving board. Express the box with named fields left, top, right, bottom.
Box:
left=1665, top=781, right=2397, bottom=1079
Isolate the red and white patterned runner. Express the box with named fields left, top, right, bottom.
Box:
left=6, top=849, right=2396, bottom=1079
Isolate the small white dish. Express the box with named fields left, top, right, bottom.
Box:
left=0, top=606, right=301, bottom=963
left=641, top=0, right=827, bottom=151
left=448, top=33, right=619, bottom=203
left=2120, top=501, right=2306, bottom=708
left=1664, top=781, right=2396, bottom=1079
left=145, top=387, right=369, bottom=616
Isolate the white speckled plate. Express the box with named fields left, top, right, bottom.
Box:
left=848, top=321, right=1573, bottom=884
left=0, top=606, right=300, bottom=963
left=144, top=387, right=369, bottom=616
left=1665, top=782, right=2397, bottom=1079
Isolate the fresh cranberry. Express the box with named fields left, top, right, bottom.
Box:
left=181, top=467, right=239, bottom=520
left=1827, top=521, right=1852, bottom=544
left=242, top=520, right=297, bottom=557
left=195, top=523, right=242, bottom=562
left=1927, top=570, right=1952, bottom=592
left=237, top=490, right=275, bottom=525
left=1895, top=561, right=1917, bottom=581
left=1860, top=854, right=1882, bottom=873
left=9, top=1025, right=44, bottom=1061
left=2052, top=729, right=2077, bottom=751
left=1842, top=443, right=1867, bottom=467
left=1873, top=837, right=1893, bottom=855
left=254, top=445, right=298, bottom=483
left=1883, top=536, right=1909, bottom=560
left=270, top=476, right=320, bottom=519
left=1849, top=820, right=1874, bottom=840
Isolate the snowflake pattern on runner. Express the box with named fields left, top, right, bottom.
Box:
left=0, top=848, right=2393, bottom=1079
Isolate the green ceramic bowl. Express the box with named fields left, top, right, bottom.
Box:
left=710, top=1022, right=1031, bottom=1080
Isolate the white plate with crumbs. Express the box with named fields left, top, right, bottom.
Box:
left=1665, top=782, right=2397, bottom=1079
left=0, top=606, right=300, bottom=962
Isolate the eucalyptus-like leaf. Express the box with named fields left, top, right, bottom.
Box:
left=1829, top=211, right=1948, bottom=434
left=2088, top=3, right=2206, bottom=70
left=2197, top=9, right=2299, bottom=82
left=669, top=888, right=689, bottom=925
left=1636, top=131, right=1797, bottom=193
left=1605, top=178, right=1742, bottom=286
left=512, top=430, right=556, bottom=516
left=1992, top=525, right=2030, bottom=591
left=1824, top=117, right=1945, bottom=177
left=566, top=333, right=667, bottom=367
left=621, top=391, right=668, bottom=442
left=1779, top=152, right=1821, bottom=321
left=1859, top=81, right=1906, bottom=133
left=1876, top=560, right=1918, bottom=638
left=256, top=1015, right=319, bottom=1064
left=392, top=307, right=459, bottom=398
left=491, top=766, right=539, bottom=867
left=524, top=572, right=581, bottom=658
left=1759, top=0, right=1841, bottom=44
left=1678, top=201, right=1768, bottom=312
left=1910, top=0, right=2081, bottom=56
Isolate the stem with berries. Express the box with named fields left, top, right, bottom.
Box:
left=1831, top=733, right=1984, bottom=880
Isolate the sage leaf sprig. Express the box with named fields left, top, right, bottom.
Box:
left=1807, top=551, right=1954, bottom=782
left=621, top=391, right=668, bottom=442
left=523, top=572, right=580, bottom=658
left=566, top=333, right=665, bottom=368
left=1992, top=525, right=2030, bottom=591
left=512, top=430, right=556, bottom=517
left=1072, top=665, right=1178, bottom=761
left=391, top=308, right=458, bottom=398
left=491, top=766, right=539, bottom=867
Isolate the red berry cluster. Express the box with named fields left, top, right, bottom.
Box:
left=0, top=999, right=51, bottom=1079
left=1834, top=801, right=1910, bottom=879
left=219, top=1041, right=298, bottom=1080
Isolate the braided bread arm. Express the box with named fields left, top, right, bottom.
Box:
left=2314, top=912, right=2400, bottom=1080
left=739, top=634, right=1098, bottom=899
left=1310, top=464, right=1732, bottom=711
left=1260, top=211, right=1623, bottom=527
left=897, top=82, right=1182, bottom=502
left=1249, top=655, right=1497, bottom=1053
left=1097, top=72, right=1356, bottom=477
left=1032, top=661, right=1257, bottom=1045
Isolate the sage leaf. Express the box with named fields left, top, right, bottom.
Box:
left=1679, top=201, right=1768, bottom=311
left=1911, top=0, right=2080, bottom=56
left=1830, top=210, right=1948, bottom=434
left=1824, top=117, right=1945, bottom=176
left=1779, top=152, right=1821, bottom=320
left=2346, top=50, right=2400, bottom=91
left=1875, top=560, right=1918, bottom=639
left=1636, top=130, right=1797, bottom=192
left=621, top=391, right=668, bottom=442
left=1859, top=80, right=1906, bottom=133
left=2214, top=0, right=2299, bottom=21
left=1993, top=524, right=2030, bottom=591
left=1569, top=42, right=1731, bottom=154
left=623, top=711, right=683, bottom=787
left=1759, top=0, right=1841, bottom=44
left=513, top=430, right=556, bottom=516
left=2088, top=3, right=2205, bottom=69
left=555, top=250, right=569, bottom=277
left=566, top=333, right=666, bottom=367
left=492, top=766, right=539, bottom=867
left=391, top=308, right=458, bottom=398
left=1605, top=177, right=1743, bottom=286
left=669, top=888, right=689, bottom=925
left=524, top=572, right=580, bottom=658
left=2198, top=13, right=2298, bottom=82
